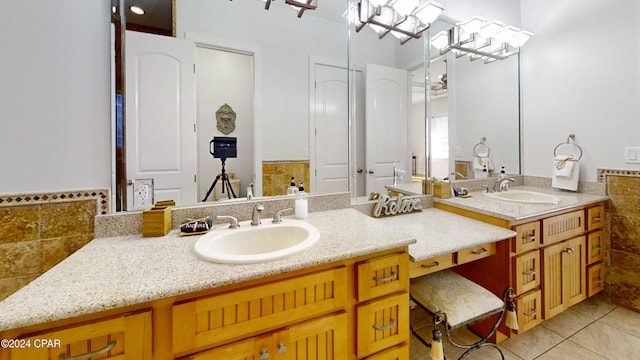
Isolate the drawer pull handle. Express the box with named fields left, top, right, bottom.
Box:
left=592, top=216, right=601, bottom=222
left=373, top=272, right=397, bottom=283
left=421, top=261, right=440, bottom=269
left=524, top=235, right=536, bottom=242
left=563, top=247, right=575, bottom=254
left=471, top=248, right=488, bottom=255
left=594, top=277, right=603, bottom=283
left=260, top=349, right=270, bottom=360
left=61, top=341, right=116, bottom=360
left=277, top=342, right=288, bottom=354
left=522, top=269, right=536, bottom=276
left=523, top=309, right=538, bottom=317
left=373, top=319, right=396, bottom=331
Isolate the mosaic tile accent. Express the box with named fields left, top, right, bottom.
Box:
left=598, top=168, right=640, bottom=183
left=0, top=188, right=110, bottom=215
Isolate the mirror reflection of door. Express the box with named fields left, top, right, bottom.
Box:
left=312, top=61, right=349, bottom=194
left=365, top=63, right=410, bottom=195
left=196, top=47, right=254, bottom=201
left=125, top=31, right=197, bottom=210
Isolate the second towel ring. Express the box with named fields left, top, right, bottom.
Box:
left=473, top=137, right=491, bottom=157
left=553, top=134, right=583, bottom=160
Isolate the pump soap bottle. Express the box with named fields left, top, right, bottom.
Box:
left=287, top=176, right=298, bottom=196
left=295, top=181, right=308, bottom=219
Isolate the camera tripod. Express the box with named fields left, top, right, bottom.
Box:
left=202, top=158, right=237, bottom=202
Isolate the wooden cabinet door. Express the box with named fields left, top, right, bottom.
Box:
left=278, top=312, right=347, bottom=360
left=543, top=236, right=586, bottom=319
left=357, top=293, right=409, bottom=358
left=183, top=313, right=347, bottom=360
left=10, top=311, right=152, bottom=360
left=587, top=230, right=605, bottom=265
left=515, top=290, right=542, bottom=334
left=357, top=252, right=408, bottom=302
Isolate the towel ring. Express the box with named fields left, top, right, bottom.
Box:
left=553, top=134, right=583, bottom=160
left=473, top=137, right=491, bottom=158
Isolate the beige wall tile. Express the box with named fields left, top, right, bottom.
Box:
left=0, top=205, right=39, bottom=244
left=0, top=275, right=38, bottom=302
left=39, top=201, right=96, bottom=238
left=0, top=240, right=40, bottom=278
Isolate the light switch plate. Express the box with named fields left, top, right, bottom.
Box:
left=625, top=147, right=640, bottom=164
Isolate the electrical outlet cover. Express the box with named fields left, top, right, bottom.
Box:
left=133, top=178, right=154, bottom=209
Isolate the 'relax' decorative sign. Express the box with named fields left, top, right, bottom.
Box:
left=372, top=194, right=423, bottom=218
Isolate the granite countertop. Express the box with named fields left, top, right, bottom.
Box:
left=0, top=206, right=520, bottom=332
left=377, top=209, right=517, bottom=262
left=385, top=181, right=423, bottom=195
left=435, top=186, right=608, bottom=223
left=0, top=208, right=416, bottom=331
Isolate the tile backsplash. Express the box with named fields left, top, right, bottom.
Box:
left=0, top=190, right=107, bottom=301
left=600, top=169, right=640, bottom=312
left=262, top=161, right=310, bottom=196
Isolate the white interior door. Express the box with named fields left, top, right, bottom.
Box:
left=313, top=62, right=349, bottom=193
left=125, top=31, right=196, bottom=210
left=365, top=63, right=409, bottom=195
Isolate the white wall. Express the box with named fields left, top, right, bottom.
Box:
left=0, top=1, right=111, bottom=193
left=521, top=0, right=640, bottom=181
left=177, top=0, right=350, bottom=161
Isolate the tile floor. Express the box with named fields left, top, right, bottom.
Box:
left=410, top=295, right=640, bottom=359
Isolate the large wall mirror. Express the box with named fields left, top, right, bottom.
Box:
left=114, top=1, right=522, bottom=211
left=426, top=16, right=521, bottom=182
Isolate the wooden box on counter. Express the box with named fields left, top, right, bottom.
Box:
left=143, top=206, right=172, bottom=237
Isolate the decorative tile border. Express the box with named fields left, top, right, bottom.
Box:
left=0, top=189, right=111, bottom=215
left=598, top=168, right=640, bottom=183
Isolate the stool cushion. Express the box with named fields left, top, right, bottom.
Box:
left=410, top=270, right=503, bottom=329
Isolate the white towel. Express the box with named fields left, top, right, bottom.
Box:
left=553, top=155, right=575, bottom=177
left=552, top=157, right=580, bottom=191
left=473, top=155, right=488, bottom=170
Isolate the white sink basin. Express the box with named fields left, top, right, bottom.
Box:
left=483, top=190, right=561, bottom=204
left=194, top=219, right=320, bottom=264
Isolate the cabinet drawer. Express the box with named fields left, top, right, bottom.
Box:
left=542, top=210, right=585, bottom=245
left=172, top=267, right=347, bottom=354
left=357, top=293, right=409, bottom=358
left=587, top=230, right=605, bottom=265
left=358, top=252, right=409, bottom=302
left=513, top=250, right=540, bottom=295
left=587, top=262, right=605, bottom=297
left=515, top=290, right=542, bottom=335
left=587, top=204, right=605, bottom=231
left=10, top=310, right=152, bottom=360
left=513, top=221, right=541, bottom=254
left=457, top=242, right=497, bottom=265
left=409, top=253, right=454, bottom=278
left=363, top=343, right=409, bottom=360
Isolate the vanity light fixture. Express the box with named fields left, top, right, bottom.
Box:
left=354, top=0, right=444, bottom=44
left=264, top=0, right=317, bottom=18
left=431, top=16, right=532, bottom=63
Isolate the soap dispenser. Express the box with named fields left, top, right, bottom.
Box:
left=295, top=180, right=308, bottom=219
left=287, top=176, right=298, bottom=196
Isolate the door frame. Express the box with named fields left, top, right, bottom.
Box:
left=186, top=32, right=263, bottom=196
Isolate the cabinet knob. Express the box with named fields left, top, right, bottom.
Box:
left=563, top=247, right=575, bottom=254
left=277, top=342, right=288, bottom=354
left=260, top=349, right=270, bottom=360
left=357, top=168, right=364, bottom=173
left=368, top=169, right=374, bottom=174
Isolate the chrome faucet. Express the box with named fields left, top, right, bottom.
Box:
left=251, top=203, right=264, bottom=225
left=217, top=215, right=239, bottom=229
left=494, top=177, right=516, bottom=192
left=272, top=208, right=293, bottom=223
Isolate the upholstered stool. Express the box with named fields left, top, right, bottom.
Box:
left=410, top=270, right=517, bottom=360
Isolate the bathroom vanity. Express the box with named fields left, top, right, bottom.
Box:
left=433, top=186, right=608, bottom=338
left=0, top=205, right=520, bottom=360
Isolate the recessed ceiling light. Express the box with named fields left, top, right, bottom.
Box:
left=129, top=5, right=145, bottom=15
